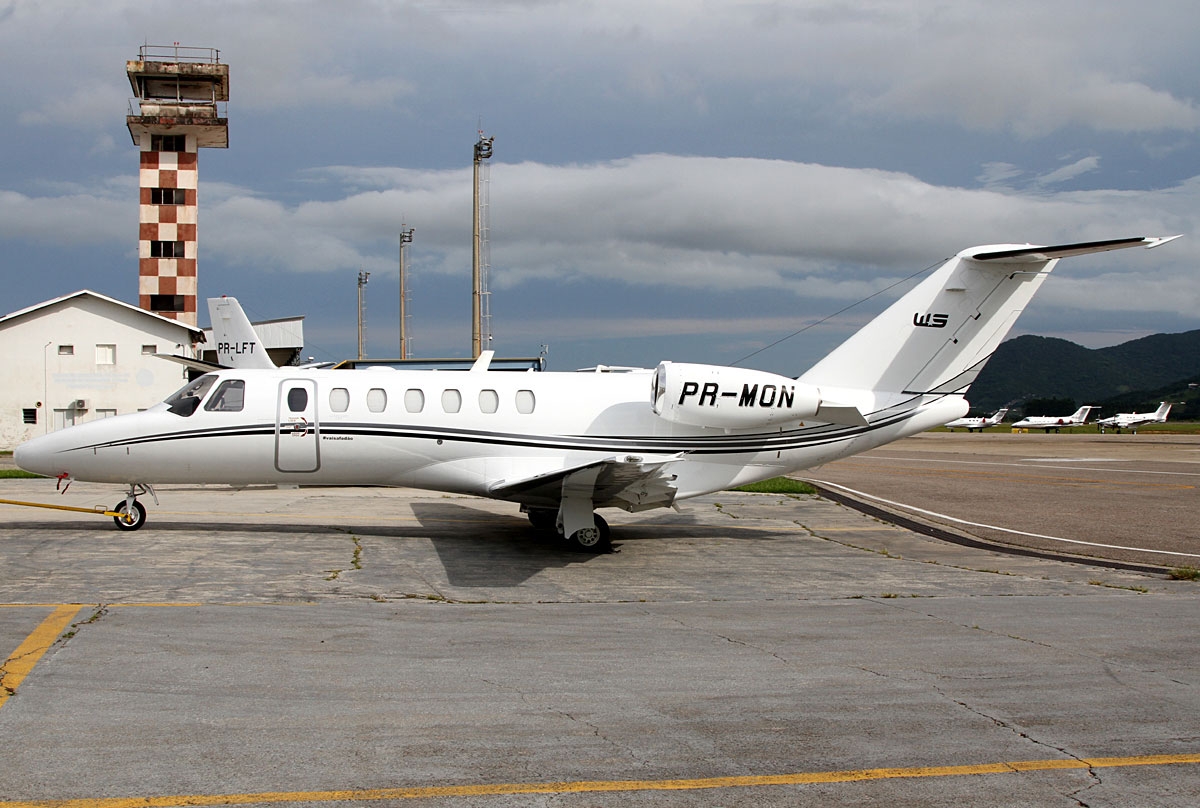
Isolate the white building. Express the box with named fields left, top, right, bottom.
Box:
left=0, top=290, right=203, bottom=449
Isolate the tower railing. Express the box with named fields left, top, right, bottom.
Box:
left=137, top=45, right=221, bottom=64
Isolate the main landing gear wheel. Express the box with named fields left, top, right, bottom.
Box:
left=113, top=499, right=147, bottom=531
left=568, top=514, right=611, bottom=553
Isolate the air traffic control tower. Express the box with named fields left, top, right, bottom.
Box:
left=126, top=46, right=228, bottom=327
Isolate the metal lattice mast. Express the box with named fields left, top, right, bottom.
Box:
left=472, top=131, right=494, bottom=358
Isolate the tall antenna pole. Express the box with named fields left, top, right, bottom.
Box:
left=357, top=269, right=370, bottom=360
left=472, top=131, right=494, bottom=358
left=398, top=225, right=414, bottom=359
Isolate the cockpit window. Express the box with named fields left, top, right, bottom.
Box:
left=205, top=380, right=246, bottom=412
left=165, top=375, right=217, bottom=417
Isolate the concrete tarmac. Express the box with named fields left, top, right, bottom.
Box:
left=1, top=472, right=1199, bottom=807
left=803, top=432, right=1200, bottom=570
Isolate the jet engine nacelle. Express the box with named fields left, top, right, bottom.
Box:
left=651, top=361, right=822, bottom=429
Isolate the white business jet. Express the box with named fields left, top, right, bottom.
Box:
left=944, top=408, right=1008, bottom=432
left=1011, top=405, right=1097, bottom=433
left=1097, top=402, right=1172, bottom=434
left=15, top=236, right=1179, bottom=551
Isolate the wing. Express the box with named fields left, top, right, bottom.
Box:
left=489, top=453, right=683, bottom=512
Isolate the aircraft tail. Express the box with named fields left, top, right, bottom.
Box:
left=798, top=237, right=1180, bottom=400
left=208, top=296, right=277, bottom=370
left=1071, top=406, right=1097, bottom=423
left=989, top=408, right=1009, bottom=424
left=1155, top=402, right=1172, bottom=421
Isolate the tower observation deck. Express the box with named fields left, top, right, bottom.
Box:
left=127, top=45, right=229, bottom=326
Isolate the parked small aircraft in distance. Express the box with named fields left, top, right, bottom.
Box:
left=1011, top=405, right=1097, bottom=433
left=944, top=408, right=1008, bottom=432
left=1097, top=402, right=1172, bottom=434
left=15, top=235, right=1180, bottom=551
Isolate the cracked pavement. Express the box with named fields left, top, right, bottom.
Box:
left=0, top=479, right=1198, bottom=805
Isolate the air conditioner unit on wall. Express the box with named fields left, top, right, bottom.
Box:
left=72, top=399, right=88, bottom=409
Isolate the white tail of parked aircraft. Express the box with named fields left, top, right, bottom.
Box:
left=944, top=408, right=1008, bottom=432
left=1097, top=401, right=1172, bottom=433
left=16, top=235, right=1180, bottom=550
left=209, top=296, right=277, bottom=370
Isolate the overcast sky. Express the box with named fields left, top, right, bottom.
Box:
left=2, top=0, right=1198, bottom=374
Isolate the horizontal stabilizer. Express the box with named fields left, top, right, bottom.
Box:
left=154, top=353, right=224, bottom=373
left=970, top=236, right=1181, bottom=263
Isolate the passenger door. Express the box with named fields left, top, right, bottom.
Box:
left=275, top=379, right=320, bottom=473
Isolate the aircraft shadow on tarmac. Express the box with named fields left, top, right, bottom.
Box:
left=6, top=501, right=793, bottom=590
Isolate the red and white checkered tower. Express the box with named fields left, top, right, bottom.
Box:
left=126, top=46, right=229, bottom=327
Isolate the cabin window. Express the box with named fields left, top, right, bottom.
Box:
left=404, top=389, right=425, bottom=413
left=329, top=388, right=350, bottom=413
left=441, top=389, right=462, bottom=413
left=286, top=387, right=308, bottom=412
left=367, top=388, right=387, bottom=413
left=205, top=379, right=245, bottom=412
left=515, top=389, right=536, bottom=414
left=479, top=389, right=499, bottom=414
left=95, top=344, right=116, bottom=365
left=22, top=408, right=37, bottom=425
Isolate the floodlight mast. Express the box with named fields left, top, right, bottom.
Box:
left=398, top=225, right=414, bottom=359
left=356, top=269, right=370, bottom=360
left=472, top=132, right=494, bottom=358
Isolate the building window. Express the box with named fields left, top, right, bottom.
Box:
left=404, top=389, right=425, bottom=413
left=149, top=294, right=185, bottom=312
left=22, top=408, right=37, bottom=425
left=141, top=344, right=157, bottom=355
left=479, top=389, right=499, bottom=414
left=151, top=134, right=186, bottom=152
left=366, top=388, right=387, bottom=413
left=329, top=388, right=350, bottom=413
left=150, top=240, right=186, bottom=258
left=58, top=345, right=74, bottom=356
left=151, top=188, right=186, bottom=205
left=516, top=390, right=536, bottom=414
left=441, top=389, right=462, bottom=414
left=95, top=344, right=116, bottom=365
left=96, top=409, right=117, bottom=419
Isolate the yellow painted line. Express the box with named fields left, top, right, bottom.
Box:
left=0, top=753, right=1197, bottom=806
left=0, top=604, right=83, bottom=710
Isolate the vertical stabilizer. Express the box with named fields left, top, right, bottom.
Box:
left=799, top=237, right=1179, bottom=399
left=208, top=296, right=276, bottom=369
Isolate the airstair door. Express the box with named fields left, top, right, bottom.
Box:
left=275, top=379, right=320, bottom=473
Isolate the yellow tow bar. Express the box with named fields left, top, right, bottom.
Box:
left=0, top=497, right=134, bottom=523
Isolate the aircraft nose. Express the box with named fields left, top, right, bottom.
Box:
left=14, top=432, right=64, bottom=477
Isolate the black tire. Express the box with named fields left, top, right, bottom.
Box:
left=568, top=513, right=611, bottom=553
left=113, top=499, right=147, bottom=531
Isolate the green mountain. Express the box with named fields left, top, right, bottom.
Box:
left=966, top=329, right=1200, bottom=413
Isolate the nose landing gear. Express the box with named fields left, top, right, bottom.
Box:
left=113, top=484, right=157, bottom=531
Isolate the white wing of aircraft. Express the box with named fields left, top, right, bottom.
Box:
left=16, top=235, right=1180, bottom=551
left=1011, top=405, right=1097, bottom=433
left=944, top=408, right=1008, bottom=432
left=1096, top=402, right=1172, bottom=433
